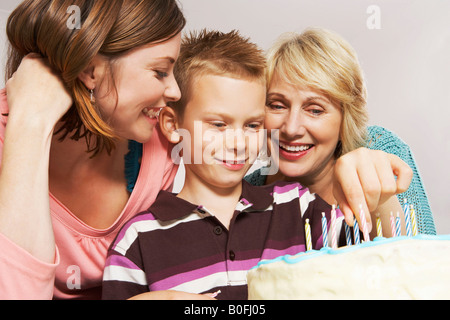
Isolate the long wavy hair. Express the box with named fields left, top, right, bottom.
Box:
left=6, top=0, right=186, bottom=156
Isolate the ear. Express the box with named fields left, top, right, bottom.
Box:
left=159, top=107, right=181, bottom=144
left=77, top=55, right=108, bottom=90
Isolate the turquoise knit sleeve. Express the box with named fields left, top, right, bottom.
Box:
left=124, top=140, right=143, bottom=193
left=366, top=126, right=437, bottom=235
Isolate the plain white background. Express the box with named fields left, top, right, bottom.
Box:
left=0, top=0, right=448, bottom=234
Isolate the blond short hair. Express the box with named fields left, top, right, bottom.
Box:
left=266, top=28, right=368, bottom=156
left=169, top=29, right=266, bottom=118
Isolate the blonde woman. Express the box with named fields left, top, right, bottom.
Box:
left=246, top=28, right=436, bottom=239
left=0, top=0, right=185, bottom=299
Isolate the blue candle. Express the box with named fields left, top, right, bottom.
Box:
left=321, top=212, right=328, bottom=248
left=403, top=199, right=412, bottom=237
left=345, top=222, right=352, bottom=246
left=353, top=217, right=360, bottom=245
left=395, top=212, right=402, bottom=237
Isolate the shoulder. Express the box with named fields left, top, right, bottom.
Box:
left=366, top=125, right=409, bottom=150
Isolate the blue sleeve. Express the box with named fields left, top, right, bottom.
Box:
left=365, top=126, right=436, bottom=235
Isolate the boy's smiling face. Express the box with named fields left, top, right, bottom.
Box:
left=179, top=74, right=266, bottom=189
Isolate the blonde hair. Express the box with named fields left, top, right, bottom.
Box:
left=169, top=29, right=266, bottom=118
left=266, top=28, right=368, bottom=156
left=6, top=0, right=185, bottom=156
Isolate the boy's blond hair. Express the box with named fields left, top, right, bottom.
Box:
left=169, top=29, right=266, bottom=118
left=266, top=28, right=368, bottom=157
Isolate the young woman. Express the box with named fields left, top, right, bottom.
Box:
left=0, top=0, right=185, bottom=299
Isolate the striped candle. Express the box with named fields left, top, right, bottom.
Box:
left=321, top=212, right=328, bottom=248
left=395, top=212, right=401, bottom=237
left=390, top=212, right=396, bottom=237
left=305, top=219, right=312, bottom=251
left=344, top=222, right=352, bottom=246
left=359, top=204, right=370, bottom=242
left=331, top=205, right=337, bottom=249
left=376, top=214, right=383, bottom=238
left=410, top=204, right=418, bottom=236
left=353, top=217, right=360, bottom=245
left=403, top=199, right=412, bottom=237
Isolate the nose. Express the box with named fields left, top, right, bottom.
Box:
left=282, top=108, right=307, bottom=139
left=225, top=129, right=247, bottom=158
left=164, top=75, right=181, bottom=103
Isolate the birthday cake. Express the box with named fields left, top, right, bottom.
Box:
left=247, top=235, right=450, bottom=300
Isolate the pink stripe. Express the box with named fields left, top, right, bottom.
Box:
left=106, top=254, right=141, bottom=271
left=261, top=244, right=306, bottom=260
left=151, top=263, right=221, bottom=291
left=272, top=183, right=301, bottom=195
left=151, top=257, right=262, bottom=291
left=273, top=182, right=310, bottom=201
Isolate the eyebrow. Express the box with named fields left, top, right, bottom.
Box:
left=155, top=56, right=176, bottom=64
left=204, top=111, right=265, bottom=122
left=267, top=92, right=331, bottom=104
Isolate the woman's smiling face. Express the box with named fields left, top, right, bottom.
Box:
left=264, top=71, right=343, bottom=181
left=95, top=33, right=182, bottom=143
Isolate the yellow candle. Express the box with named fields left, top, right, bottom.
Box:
left=305, top=219, right=312, bottom=251
left=376, top=214, right=383, bottom=238
left=410, top=204, right=418, bottom=236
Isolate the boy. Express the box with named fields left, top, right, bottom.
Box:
left=102, top=30, right=333, bottom=300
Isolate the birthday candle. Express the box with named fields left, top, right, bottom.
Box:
left=359, top=204, right=370, bottom=242
left=344, top=222, right=352, bottom=246
left=353, top=217, right=360, bottom=245
left=395, top=212, right=401, bottom=237
left=305, top=219, right=312, bottom=251
left=403, top=199, right=412, bottom=237
left=390, top=212, right=396, bottom=237
left=321, top=213, right=328, bottom=248
left=410, top=204, right=418, bottom=236
left=331, top=205, right=337, bottom=249
left=376, top=214, right=383, bottom=238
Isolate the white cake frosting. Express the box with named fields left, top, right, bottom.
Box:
left=247, top=235, right=450, bottom=300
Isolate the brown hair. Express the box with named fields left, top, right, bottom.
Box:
left=6, top=0, right=185, bottom=156
left=169, top=29, right=266, bottom=119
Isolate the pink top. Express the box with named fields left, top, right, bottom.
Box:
left=0, top=89, right=178, bottom=299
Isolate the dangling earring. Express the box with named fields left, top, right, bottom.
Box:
left=90, top=89, right=95, bottom=103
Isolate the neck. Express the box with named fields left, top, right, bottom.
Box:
left=49, top=129, right=129, bottom=181
left=178, top=168, right=243, bottom=229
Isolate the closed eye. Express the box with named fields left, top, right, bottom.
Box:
left=155, top=70, right=169, bottom=79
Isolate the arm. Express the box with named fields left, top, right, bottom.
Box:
left=0, top=54, right=72, bottom=263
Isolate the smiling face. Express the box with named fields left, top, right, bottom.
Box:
left=265, top=71, right=343, bottom=183
left=180, top=74, right=266, bottom=189
left=95, top=33, right=182, bottom=143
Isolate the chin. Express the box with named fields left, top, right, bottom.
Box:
left=278, top=160, right=309, bottom=179
left=129, top=127, right=156, bottom=144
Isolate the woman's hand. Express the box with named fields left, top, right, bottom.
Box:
left=333, top=148, right=413, bottom=226
left=5, top=53, right=72, bottom=128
